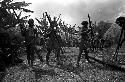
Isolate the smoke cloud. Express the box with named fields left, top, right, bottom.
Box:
left=21, top=0, right=125, bottom=26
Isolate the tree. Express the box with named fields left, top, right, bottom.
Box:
left=0, top=0, right=34, bottom=46
left=35, top=13, right=49, bottom=36
left=104, top=23, right=121, bottom=43
left=97, top=21, right=112, bottom=38
left=0, top=0, right=33, bottom=31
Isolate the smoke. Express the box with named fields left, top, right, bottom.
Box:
left=25, top=0, right=125, bottom=26
left=65, top=0, right=125, bottom=25
left=90, top=0, right=125, bottom=22
left=33, top=0, right=87, bottom=25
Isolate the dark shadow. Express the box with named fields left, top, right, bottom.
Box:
left=48, top=54, right=125, bottom=80
left=0, top=72, right=6, bottom=82
left=88, top=55, right=125, bottom=72
left=32, top=67, right=59, bottom=79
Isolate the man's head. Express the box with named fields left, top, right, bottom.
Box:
left=116, top=16, right=125, bottom=27
left=81, top=21, right=88, bottom=29
left=81, top=21, right=88, bottom=26
left=28, top=18, right=34, bottom=27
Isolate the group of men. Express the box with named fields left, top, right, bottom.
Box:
left=19, top=17, right=62, bottom=67
left=1, top=16, right=125, bottom=71
left=18, top=16, right=125, bottom=67
left=77, top=16, right=125, bottom=65
left=22, top=18, right=95, bottom=67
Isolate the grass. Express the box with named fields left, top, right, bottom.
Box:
left=1, top=47, right=125, bottom=82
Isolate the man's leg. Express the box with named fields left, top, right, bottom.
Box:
left=84, top=48, right=90, bottom=62
left=36, top=49, right=44, bottom=62
left=119, top=32, right=125, bottom=48
left=46, top=48, right=52, bottom=65
left=34, top=46, right=44, bottom=62
left=55, top=48, right=61, bottom=65
left=76, top=46, right=83, bottom=67
left=30, top=47, right=35, bottom=67
left=26, top=44, right=33, bottom=66
left=119, top=39, right=124, bottom=48
left=26, top=46, right=31, bottom=66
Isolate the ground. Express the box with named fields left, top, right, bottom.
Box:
left=1, top=47, right=125, bottom=82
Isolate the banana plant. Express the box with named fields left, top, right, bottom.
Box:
left=0, top=0, right=33, bottom=30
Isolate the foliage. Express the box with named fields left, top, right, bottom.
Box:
left=35, top=13, right=79, bottom=47
left=0, top=0, right=33, bottom=31
left=104, top=23, right=121, bottom=42
left=96, top=21, right=112, bottom=38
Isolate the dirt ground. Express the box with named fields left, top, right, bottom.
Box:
left=1, top=47, right=125, bottom=82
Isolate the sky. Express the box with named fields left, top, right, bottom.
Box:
left=14, top=0, right=125, bottom=27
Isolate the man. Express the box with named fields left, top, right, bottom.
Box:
left=24, top=19, right=44, bottom=67
left=24, top=19, right=38, bottom=67
left=45, top=20, right=62, bottom=65
left=115, top=17, right=125, bottom=54
left=76, top=21, right=91, bottom=67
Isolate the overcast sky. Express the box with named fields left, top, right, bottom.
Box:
left=16, top=0, right=125, bottom=26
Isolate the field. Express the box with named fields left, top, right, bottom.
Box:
left=1, top=47, right=125, bottom=82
